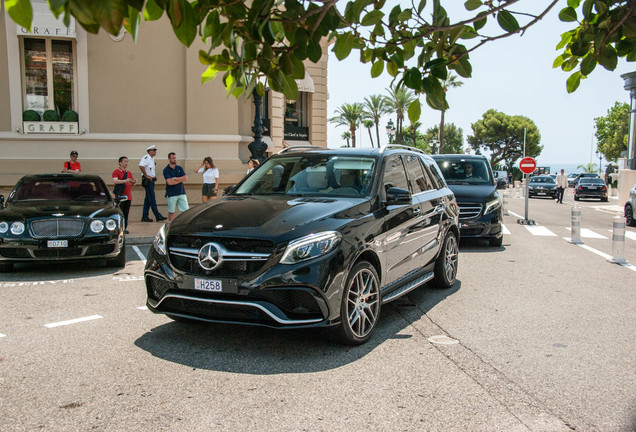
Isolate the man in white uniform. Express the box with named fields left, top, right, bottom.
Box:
left=139, top=145, right=167, bottom=222
left=555, top=168, right=568, bottom=204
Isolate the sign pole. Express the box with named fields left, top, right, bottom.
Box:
left=517, top=157, right=536, bottom=225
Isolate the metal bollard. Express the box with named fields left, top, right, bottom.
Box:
left=570, top=207, right=583, bottom=244
left=608, top=215, right=629, bottom=265
left=503, top=192, right=509, bottom=216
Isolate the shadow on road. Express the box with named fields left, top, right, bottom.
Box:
left=134, top=281, right=461, bottom=374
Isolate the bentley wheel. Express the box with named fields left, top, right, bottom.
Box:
left=431, top=231, right=458, bottom=289
left=335, top=261, right=381, bottom=345
left=109, top=244, right=126, bottom=268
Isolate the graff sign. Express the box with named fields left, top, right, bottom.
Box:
left=23, top=122, right=79, bottom=134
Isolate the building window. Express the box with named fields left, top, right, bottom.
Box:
left=285, top=92, right=308, bottom=128
left=22, top=37, right=76, bottom=116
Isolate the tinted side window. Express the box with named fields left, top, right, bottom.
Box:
left=383, top=155, right=409, bottom=191
left=405, top=155, right=432, bottom=193
left=425, top=161, right=447, bottom=189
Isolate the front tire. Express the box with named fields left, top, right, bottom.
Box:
left=489, top=235, right=503, bottom=247
left=431, top=231, right=458, bottom=289
left=108, top=244, right=126, bottom=268
left=334, top=261, right=381, bottom=345
left=0, top=262, right=14, bottom=272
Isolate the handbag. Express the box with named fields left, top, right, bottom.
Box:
left=113, top=171, right=128, bottom=195
left=141, top=176, right=150, bottom=187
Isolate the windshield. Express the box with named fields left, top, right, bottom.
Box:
left=530, top=176, right=555, bottom=184
left=580, top=178, right=605, bottom=185
left=434, top=159, right=492, bottom=185
left=10, top=179, right=110, bottom=202
left=234, top=155, right=377, bottom=197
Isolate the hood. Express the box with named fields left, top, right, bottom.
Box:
left=0, top=201, right=116, bottom=220
left=168, top=195, right=368, bottom=241
left=445, top=184, right=497, bottom=202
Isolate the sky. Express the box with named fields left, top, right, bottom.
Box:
left=325, top=2, right=634, bottom=169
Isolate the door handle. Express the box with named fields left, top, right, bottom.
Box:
left=413, top=207, right=421, bottom=215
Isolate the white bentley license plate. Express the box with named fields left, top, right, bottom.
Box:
left=538, top=192, right=546, bottom=195
left=47, top=240, right=68, bottom=248
left=194, top=278, right=222, bottom=292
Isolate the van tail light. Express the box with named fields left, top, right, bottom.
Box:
left=577, top=186, right=582, bottom=190
left=602, top=186, right=607, bottom=191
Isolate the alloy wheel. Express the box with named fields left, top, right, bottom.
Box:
left=443, top=234, right=459, bottom=284
left=346, top=267, right=380, bottom=339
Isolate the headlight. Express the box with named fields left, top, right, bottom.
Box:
left=484, top=198, right=501, bottom=215
left=90, top=220, right=104, bottom=233
left=10, top=222, right=24, bottom=235
left=0, top=221, right=8, bottom=233
left=281, top=231, right=341, bottom=264
left=153, top=224, right=167, bottom=255
left=105, top=219, right=117, bottom=231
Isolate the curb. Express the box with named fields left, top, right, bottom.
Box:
left=126, top=236, right=155, bottom=246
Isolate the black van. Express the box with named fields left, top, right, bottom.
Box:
left=432, top=154, right=504, bottom=247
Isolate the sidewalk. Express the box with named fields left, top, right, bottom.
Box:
left=124, top=204, right=166, bottom=245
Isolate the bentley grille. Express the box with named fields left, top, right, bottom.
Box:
left=30, top=219, right=85, bottom=238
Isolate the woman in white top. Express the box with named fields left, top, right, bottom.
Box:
left=195, top=157, right=220, bottom=202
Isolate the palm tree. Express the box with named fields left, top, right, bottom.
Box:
left=577, top=162, right=598, bottom=173
left=341, top=131, right=351, bottom=147
left=363, top=120, right=375, bottom=147
left=329, top=103, right=365, bottom=148
left=406, top=121, right=422, bottom=147
left=363, top=95, right=390, bottom=147
left=439, top=74, right=463, bottom=154
left=384, top=84, right=416, bottom=145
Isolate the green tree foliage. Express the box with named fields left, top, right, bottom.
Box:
left=384, top=85, right=416, bottom=145
left=439, top=74, right=464, bottom=153
left=363, top=119, right=375, bottom=147
left=341, top=131, right=351, bottom=147
left=362, top=94, right=390, bottom=148
left=425, top=124, right=464, bottom=154
left=8, top=1, right=634, bottom=108
left=329, top=103, right=364, bottom=147
left=468, top=109, right=542, bottom=167
left=554, top=0, right=636, bottom=93
left=577, top=162, right=598, bottom=173
left=594, top=101, right=629, bottom=161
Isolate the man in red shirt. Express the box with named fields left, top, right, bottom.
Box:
left=112, top=156, right=136, bottom=234
left=62, top=150, right=81, bottom=173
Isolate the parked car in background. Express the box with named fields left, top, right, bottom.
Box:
left=567, top=173, right=579, bottom=188
left=528, top=175, right=558, bottom=199
left=573, top=172, right=600, bottom=188
left=574, top=177, right=608, bottom=201
left=0, top=174, right=127, bottom=272
left=145, top=146, right=459, bottom=345
left=432, top=154, right=504, bottom=247
left=493, top=170, right=508, bottom=189
left=624, top=183, right=636, bottom=226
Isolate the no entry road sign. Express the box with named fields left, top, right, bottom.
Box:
left=519, top=157, right=537, bottom=174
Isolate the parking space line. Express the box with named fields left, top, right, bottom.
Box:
left=524, top=225, right=557, bottom=236
left=563, top=238, right=636, bottom=273
left=44, top=315, right=102, bottom=328
left=564, top=227, right=607, bottom=239
left=137, top=306, right=148, bottom=310
left=0, top=333, right=6, bottom=338
left=132, top=245, right=147, bottom=265
left=507, top=210, right=523, bottom=219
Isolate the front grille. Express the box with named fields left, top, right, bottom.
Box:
left=458, top=203, right=482, bottom=220
left=147, top=276, right=176, bottom=300
left=31, top=219, right=84, bottom=238
left=86, top=244, right=116, bottom=256
left=256, top=289, right=322, bottom=317
left=167, top=235, right=274, bottom=277
left=160, top=297, right=270, bottom=323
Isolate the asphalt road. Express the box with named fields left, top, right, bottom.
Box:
left=0, top=190, right=634, bottom=432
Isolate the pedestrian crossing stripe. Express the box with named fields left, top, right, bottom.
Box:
left=502, top=224, right=510, bottom=235
left=564, top=227, right=608, bottom=239
left=524, top=225, right=557, bottom=236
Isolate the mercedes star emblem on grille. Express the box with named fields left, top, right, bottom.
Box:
left=197, top=243, right=222, bottom=271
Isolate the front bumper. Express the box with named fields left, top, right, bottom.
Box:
left=0, top=232, right=124, bottom=262
left=458, top=210, right=503, bottom=240
left=144, top=244, right=348, bottom=329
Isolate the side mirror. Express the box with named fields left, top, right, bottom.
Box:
left=223, top=185, right=236, bottom=195
left=385, top=187, right=412, bottom=205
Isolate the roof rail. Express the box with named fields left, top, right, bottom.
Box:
left=380, top=144, right=428, bottom=156
left=277, top=145, right=324, bottom=154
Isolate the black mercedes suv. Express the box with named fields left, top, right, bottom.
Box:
left=144, top=146, right=459, bottom=344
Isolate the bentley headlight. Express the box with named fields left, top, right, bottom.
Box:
left=105, top=219, right=117, bottom=231
left=484, top=198, right=501, bottom=215
left=153, top=224, right=167, bottom=255
left=90, top=220, right=104, bottom=233
left=0, top=221, right=8, bottom=233
left=10, top=222, right=24, bottom=235
left=281, top=231, right=341, bottom=264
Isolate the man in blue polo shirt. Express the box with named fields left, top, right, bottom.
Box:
left=163, top=152, right=189, bottom=221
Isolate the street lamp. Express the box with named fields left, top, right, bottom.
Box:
left=385, top=119, right=395, bottom=145
left=596, top=148, right=602, bottom=174
left=430, top=137, right=439, bottom=155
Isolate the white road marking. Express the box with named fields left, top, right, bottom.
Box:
left=564, top=227, right=607, bottom=239
left=563, top=238, right=636, bottom=273
left=44, top=315, right=103, bottom=328
left=508, top=210, right=524, bottom=219
left=0, top=280, right=74, bottom=288
left=132, top=245, right=147, bottom=265
left=113, top=275, right=144, bottom=282
left=137, top=306, right=148, bottom=310
left=625, top=231, right=636, bottom=241
left=524, top=225, right=557, bottom=236
left=502, top=224, right=511, bottom=235
left=0, top=333, right=6, bottom=338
